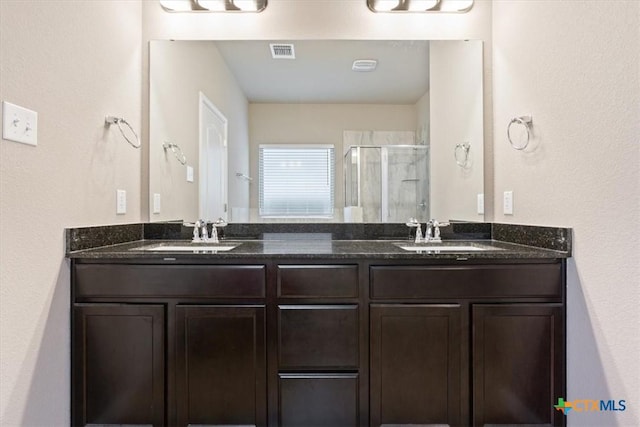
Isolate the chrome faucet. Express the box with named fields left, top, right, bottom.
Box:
left=209, top=224, right=219, bottom=243
left=406, top=218, right=423, bottom=243
left=425, top=219, right=450, bottom=243
left=191, top=219, right=212, bottom=243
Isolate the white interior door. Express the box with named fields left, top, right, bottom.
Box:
left=199, top=92, right=228, bottom=221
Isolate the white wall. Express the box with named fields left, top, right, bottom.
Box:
left=0, top=1, right=142, bottom=425
left=149, top=41, right=249, bottom=222
left=430, top=40, right=484, bottom=221
left=493, top=1, right=639, bottom=425
left=248, top=103, right=418, bottom=217
left=415, top=89, right=430, bottom=145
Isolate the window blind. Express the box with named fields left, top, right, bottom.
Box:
left=259, top=145, right=335, bottom=217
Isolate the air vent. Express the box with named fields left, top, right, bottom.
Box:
left=352, top=59, right=378, bottom=72
left=270, top=43, right=295, bottom=59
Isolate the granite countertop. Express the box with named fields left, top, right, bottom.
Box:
left=67, top=238, right=569, bottom=261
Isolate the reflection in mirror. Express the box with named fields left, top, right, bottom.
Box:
left=149, top=40, right=483, bottom=223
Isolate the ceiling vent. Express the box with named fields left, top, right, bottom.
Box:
left=352, top=59, right=378, bottom=72
left=270, top=43, right=295, bottom=59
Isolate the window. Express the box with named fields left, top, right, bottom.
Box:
left=259, top=145, right=335, bottom=218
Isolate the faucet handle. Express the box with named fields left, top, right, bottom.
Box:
left=405, top=217, right=419, bottom=227
left=429, top=219, right=450, bottom=242
left=414, top=223, right=423, bottom=243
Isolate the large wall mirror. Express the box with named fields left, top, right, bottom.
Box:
left=149, top=39, right=483, bottom=223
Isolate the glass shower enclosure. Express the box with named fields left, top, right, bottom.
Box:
left=344, top=145, right=429, bottom=223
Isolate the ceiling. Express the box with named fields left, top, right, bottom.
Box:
left=214, top=40, right=430, bottom=104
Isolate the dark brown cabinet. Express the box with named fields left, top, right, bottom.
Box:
left=175, top=305, right=267, bottom=426
left=71, top=262, right=267, bottom=427
left=370, top=304, right=463, bottom=426
left=275, top=264, right=362, bottom=426
left=369, top=263, right=565, bottom=427
left=71, top=258, right=565, bottom=427
left=472, top=304, right=564, bottom=427
left=72, top=304, right=165, bottom=426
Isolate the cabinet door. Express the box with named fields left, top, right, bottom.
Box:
left=370, top=304, right=462, bottom=427
left=472, top=304, right=564, bottom=427
left=72, top=304, right=165, bottom=427
left=175, top=305, right=266, bottom=427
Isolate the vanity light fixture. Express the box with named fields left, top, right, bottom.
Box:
left=367, top=0, right=473, bottom=13
left=159, top=0, right=267, bottom=12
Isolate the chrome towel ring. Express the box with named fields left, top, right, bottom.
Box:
left=455, top=142, right=471, bottom=168
left=105, top=116, right=140, bottom=149
left=507, top=115, right=533, bottom=150
left=163, top=142, right=187, bottom=165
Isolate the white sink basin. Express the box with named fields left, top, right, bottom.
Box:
left=132, top=244, right=240, bottom=252
left=398, top=244, right=496, bottom=252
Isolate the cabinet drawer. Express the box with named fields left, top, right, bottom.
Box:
left=279, top=373, right=359, bottom=426
left=278, top=305, right=359, bottom=370
left=74, top=264, right=266, bottom=299
left=277, top=265, right=358, bottom=298
left=371, top=264, right=562, bottom=300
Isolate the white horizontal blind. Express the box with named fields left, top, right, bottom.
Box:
left=259, top=145, right=335, bottom=217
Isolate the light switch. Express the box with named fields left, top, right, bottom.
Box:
left=116, top=189, right=127, bottom=214
left=153, top=193, right=161, bottom=214
left=503, top=191, right=513, bottom=215
left=2, top=101, right=38, bottom=146
left=186, top=165, right=194, bottom=182
left=477, top=193, right=484, bottom=215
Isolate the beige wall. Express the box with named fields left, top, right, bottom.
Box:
left=492, top=1, right=639, bottom=426
left=248, top=103, right=418, bottom=219
left=149, top=41, right=249, bottom=222
left=430, top=40, right=484, bottom=221
left=0, top=1, right=142, bottom=425
left=0, top=1, right=494, bottom=425
left=2, top=0, right=638, bottom=425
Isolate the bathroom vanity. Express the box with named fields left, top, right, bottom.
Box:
left=67, top=225, right=569, bottom=427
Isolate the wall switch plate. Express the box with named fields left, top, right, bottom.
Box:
left=153, top=193, right=161, bottom=214
left=116, top=189, right=127, bottom=214
left=2, top=101, right=38, bottom=146
left=503, top=191, right=513, bottom=215
left=477, top=193, right=484, bottom=215
left=186, top=166, right=194, bottom=182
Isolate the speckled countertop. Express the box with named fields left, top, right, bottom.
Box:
left=67, top=237, right=569, bottom=261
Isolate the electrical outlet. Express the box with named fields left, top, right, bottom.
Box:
left=2, top=101, right=38, bottom=146
left=477, top=193, right=484, bottom=215
left=503, top=191, right=513, bottom=215
left=153, top=193, right=161, bottom=214
left=116, top=189, right=127, bottom=214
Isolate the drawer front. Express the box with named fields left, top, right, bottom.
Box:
left=278, top=305, right=359, bottom=370
left=279, top=373, right=359, bottom=427
left=277, top=265, right=358, bottom=298
left=74, top=264, right=266, bottom=299
left=370, top=264, right=562, bottom=300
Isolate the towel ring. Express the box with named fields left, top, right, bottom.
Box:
left=454, top=142, right=471, bottom=168
left=105, top=116, right=140, bottom=149
left=507, top=115, right=533, bottom=150
left=163, top=142, right=187, bottom=165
